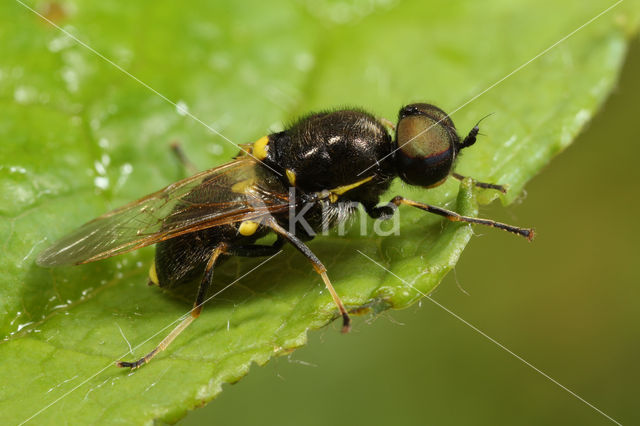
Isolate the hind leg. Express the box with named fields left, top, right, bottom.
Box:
left=117, top=242, right=228, bottom=369
left=170, top=141, right=198, bottom=175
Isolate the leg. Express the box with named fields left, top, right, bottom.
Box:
left=451, top=172, right=507, bottom=194
left=266, top=219, right=351, bottom=333
left=390, top=196, right=534, bottom=240
left=171, top=141, right=198, bottom=175
left=226, top=236, right=285, bottom=257
left=116, top=243, right=228, bottom=369
left=363, top=200, right=396, bottom=220
left=379, top=116, right=396, bottom=131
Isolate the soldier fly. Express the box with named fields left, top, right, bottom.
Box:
left=37, top=103, right=534, bottom=369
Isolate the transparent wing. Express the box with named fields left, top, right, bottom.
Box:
left=37, top=158, right=290, bottom=266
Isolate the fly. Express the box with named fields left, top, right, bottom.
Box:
left=37, top=103, right=534, bottom=369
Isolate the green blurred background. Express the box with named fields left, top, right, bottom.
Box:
left=181, top=39, right=640, bottom=426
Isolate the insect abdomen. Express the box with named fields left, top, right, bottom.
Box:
left=153, top=225, right=234, bottom=289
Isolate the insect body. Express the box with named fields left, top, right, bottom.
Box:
left=37, top=103, right=533, bottom=369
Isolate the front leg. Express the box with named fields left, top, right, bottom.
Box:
left=390, top=196, right=534, bottom=240
left=451, top=172, right=507, bottom=193
left=363, top=200, right=396, bottom=220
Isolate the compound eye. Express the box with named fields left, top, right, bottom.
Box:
left=397, top=115, right=451, bottom=159
left=395, top=114, right=455, bottom=187
left=399, top=103, right=455, bottom=128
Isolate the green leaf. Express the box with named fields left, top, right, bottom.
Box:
left=1, top=0, right=637, bottom=423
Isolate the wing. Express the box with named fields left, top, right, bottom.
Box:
left=37, top=158, right=290, bottom=266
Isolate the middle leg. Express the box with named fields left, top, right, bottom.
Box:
left=266, top=219, right=351, bottom=333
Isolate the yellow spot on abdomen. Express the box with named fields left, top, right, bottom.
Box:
left=148, top=263, right=159, bottom=286
left=286, top=169, right=296, bottom=186
left=238, top=220, right=259, bottom=236
left=253, top=136, right=269, bottom=160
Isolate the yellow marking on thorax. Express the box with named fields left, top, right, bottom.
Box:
left=148, top=263, right=159, bottom=286
left=325, top=175, right=375, bottom=203
left=252, top=136, right=269, bottom=160
left=332, top=175, right=374, bottom=195
left=286, top=169, right=296, bottom=186
left=231, top=178, right=257, bottom=193
left=238, top=220, right=259, bottom=236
